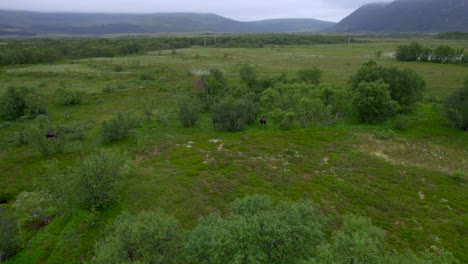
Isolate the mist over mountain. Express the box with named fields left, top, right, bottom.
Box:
left=0, top=10, right=335, bottom=36
left=329, top=0, right=468, bottom=33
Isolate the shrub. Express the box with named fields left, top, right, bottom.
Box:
left=296, top=67, right=322, bottom=85
left=43, top=150, right=127, bottom=214
left=443, top=82, right=468, bottom=131
left=212, top=97, right=259, bottom=132
left=55, top=87, right=85, bottom=105
left=185, top=195, right=325, bottom=263
left=94, top=211, right=182, bottom=264
left=279, top=111, right=297, bottom=130
left=72, top=150, right=127, bottom=210
left=314, top=215, right=385, bottom=263
left=395, top=42, right=422, bottom=61
left=1, top=86, right=47, bottom=119
left=353, top=81, right=398, bottom=123
left=0, top=209, right=19, bottom=261
left=351, top=61, right=425, bottom=112
left=24, top=123, right=66, bottom=155
left=176, top=96, right=202, bottom=128
left=101, top=112, right=139, bottom=143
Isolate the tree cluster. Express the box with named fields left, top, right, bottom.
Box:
left=350, top=60, right=425, bottom=122
left=0, top=35, right=353, bottom=66
left=0, top=86, right=47, bottom=120
left=396, top=42, right=466, bottom=64
left=93, top=195, right=456, bottom=264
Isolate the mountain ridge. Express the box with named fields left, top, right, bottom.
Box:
left=0, top=10, right=335, bottom=36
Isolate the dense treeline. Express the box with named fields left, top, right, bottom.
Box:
left=0, top=34, right=351, bottom=66
left=396, top=42, right=467, bottom=64
left=435, top=31, right=468, bottom=40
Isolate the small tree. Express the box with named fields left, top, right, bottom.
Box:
left=395, top=42, right=422, bottom=61
left=73, top=150, right=127, bottom=210
left=433, top=45, right=455, bottom=63
left=443, top=80, right=468, bottom=131
left=353, top=81, right=398, bottom=123
left=351, top=61, right=425, bottom=112
left=176, top=96, right=202, bottom=128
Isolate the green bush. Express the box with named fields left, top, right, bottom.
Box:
left=101, top=112, right=139, bottom=143
left=55, top=87, right=85, bottom=105
left=212, top=97, right=259, bottom=132
left=350, top=61, right=425, bottom=112
left=185, top=195, right=325, bottom=263
left=94, top=211, right=182, bottom=264
left=1, top=86, right=47, bottom=119
left=443, top=82, right=468, bottom=131
left=44, top=150, right=127, bottom=213
left=0, top=209, right=19, bottom=262
left=314, top=215, right=385, bottom=263
left=353, top=81, right=398, bottom=123
left=25, top=123, right=66, bottom=155
left=73, top=150, right=127, bottom=210
left=176, top=96, right=202, bottom=128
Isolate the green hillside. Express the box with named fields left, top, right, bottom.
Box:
left=330, top=0, right=468, bottom=33
left=0, top=10, right=335, bottom=36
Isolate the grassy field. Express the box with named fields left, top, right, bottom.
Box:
left=0, top=37, right=467, bottom=263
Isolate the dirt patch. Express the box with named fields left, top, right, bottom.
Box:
left=357, top=133, right=467, bottom=173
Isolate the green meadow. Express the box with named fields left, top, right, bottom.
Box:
left=0, top=37, right=467, bottom=263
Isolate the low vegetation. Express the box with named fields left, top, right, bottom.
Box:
left=0, top=34, right=466, bottom=263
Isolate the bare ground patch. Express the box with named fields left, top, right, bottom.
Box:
left=357, top=133, right=467, bottom=174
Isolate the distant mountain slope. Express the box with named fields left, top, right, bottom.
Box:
left=0, top=10, right=335, bottom=36
left=329, top=0, right=468, bottom=33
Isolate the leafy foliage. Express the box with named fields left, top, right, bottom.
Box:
left=176, top=96, right=202, bottom=128
left=55, top=87, right=85, bottom=105
left=260, top=82, right=348, bottom=128
left=43, top=150, right=127, bottom=213
left=443, top=80, right=468, bottom=131
left=352, top=81, right=398, bottom=123
left=396, top=42, right=465, bottom=64
left=94, top=211, right=182, bottom=264
left=211, top=96, right=259, bottom=132
left=0, top=86, right=47, bottom=119
left=311, top=215, right=457, bottom=264
left=185, top=195, right=325, bottom=263
left=351, top=60, right=425, bottom=113
left=101, top=112, right=139, bottom=143
left=0, top=209, right=19, bottom=262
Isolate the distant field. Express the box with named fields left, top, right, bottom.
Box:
left=0, top=38, right=467, bottom=263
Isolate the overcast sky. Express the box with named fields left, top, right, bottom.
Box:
left=0, top=0, right=385, bottom=22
